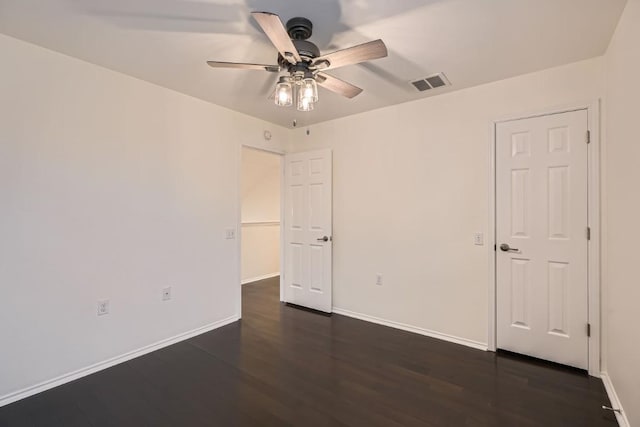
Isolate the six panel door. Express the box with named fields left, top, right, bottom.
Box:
left=283, top=149, right=332, bottom=313
left=496, top=110, right=589, bottom=369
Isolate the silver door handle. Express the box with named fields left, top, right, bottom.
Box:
left=499, top=243, right=519, bottom=252
left=317, top=236, right=330, bottom=242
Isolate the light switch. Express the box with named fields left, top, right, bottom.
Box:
left=225, top=228, right=236, bottom=239
left=473, top=232, right=484, bottom=246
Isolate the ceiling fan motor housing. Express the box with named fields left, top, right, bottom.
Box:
left=278, top=39, right=320, bottom=70
left=286, top=17, right=313, bottom=40
left=293, top=40, right=320, bottom=59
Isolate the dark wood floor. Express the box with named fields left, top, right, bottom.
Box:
left=0, top=277, right=617, bottom=426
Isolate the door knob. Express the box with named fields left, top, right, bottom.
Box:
left=499, top=243, right=519, bottom=252
left=317, top=236, right=330, bottom=242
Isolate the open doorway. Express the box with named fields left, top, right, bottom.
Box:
left=240, top=146, right=282, bottom=297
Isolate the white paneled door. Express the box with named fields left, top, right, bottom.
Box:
left=283, top=149, right=332, bottom=313
left=496, top=110, right=589, bottom=369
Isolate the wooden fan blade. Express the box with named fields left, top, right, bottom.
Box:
left=313, top=39, right=387, bottom=70
left=206, top=61, right=280, bottom=72
left=316, top=72, right=363, bottom=99
left=251, top=12, right=301, bottom=64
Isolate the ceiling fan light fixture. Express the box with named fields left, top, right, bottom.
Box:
left=301, top=76, right=318, bottom=103
left=207, top=12, right=389, bottom=115
left=275, top=76, right=293, bottom=107
left=297, top=93, right=314, bottom=112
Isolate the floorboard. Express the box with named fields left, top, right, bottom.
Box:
left=0, top=277, right=617, bottom=426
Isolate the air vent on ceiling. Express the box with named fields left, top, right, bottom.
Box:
left=410, top=73, right=451, bottom=92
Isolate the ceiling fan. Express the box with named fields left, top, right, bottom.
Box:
left=206, top=11, right=388, bottom=112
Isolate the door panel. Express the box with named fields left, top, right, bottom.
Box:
left=510, top=169, right=531, bottom=237
left=548, top=261, right=569, bottom=336
left=283, top=149, right=332, bottom=312
left=496, top=110, right=588, bottom=369
left=510, top=257, right=530, bottom=329
left=289, top=243, right=303, bottom=288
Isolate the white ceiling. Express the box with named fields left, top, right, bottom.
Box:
left=0, top=0, right=626, bottom=128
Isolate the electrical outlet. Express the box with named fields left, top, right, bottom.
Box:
left=162, top=286, right=172, bottom=301
left=376, top=274, right=383, bottom=286
left=225, top=228, right=236, bottom=240
left=97, top=300, right=109, bottom=316
left=473, top=232, right=484, bottom=246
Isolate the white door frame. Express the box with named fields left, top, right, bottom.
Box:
left=236, top=144, right=286, bottom=319
left=487, top=100, right=601, bottom=377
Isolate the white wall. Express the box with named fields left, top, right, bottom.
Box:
left=0, top=34, right=287, bottom=403
left=241, top=147, right=281, bottom=283
left=289, top=58, right=603, bottom=346
left=603, top=0, right=640, bottom=424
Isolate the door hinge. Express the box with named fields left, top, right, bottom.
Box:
left=494, top=244, right=497, bottom=251
left=587, top=323, right=591, bottom=337
left=586, top=130, right=591, bottom=144
left=587, top=227, right=591, bottom=240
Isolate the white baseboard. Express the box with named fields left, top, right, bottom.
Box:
left=601, top=372, right=629, bottom=427
left=0, top=314, right=239, bottom=408
left=241, top=272, right=280, bottom=285
left=332, top=307, right=488, bottom=351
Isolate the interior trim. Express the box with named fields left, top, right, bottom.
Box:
left=333, top=307, right=488, bottom=351
left=241, top=221, right=280, bottom=226
left=601, top=372, right=630, bottom=427
left=0, top=315, right=239, bottom=408
left=241, top=272, right=280, bottom=285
